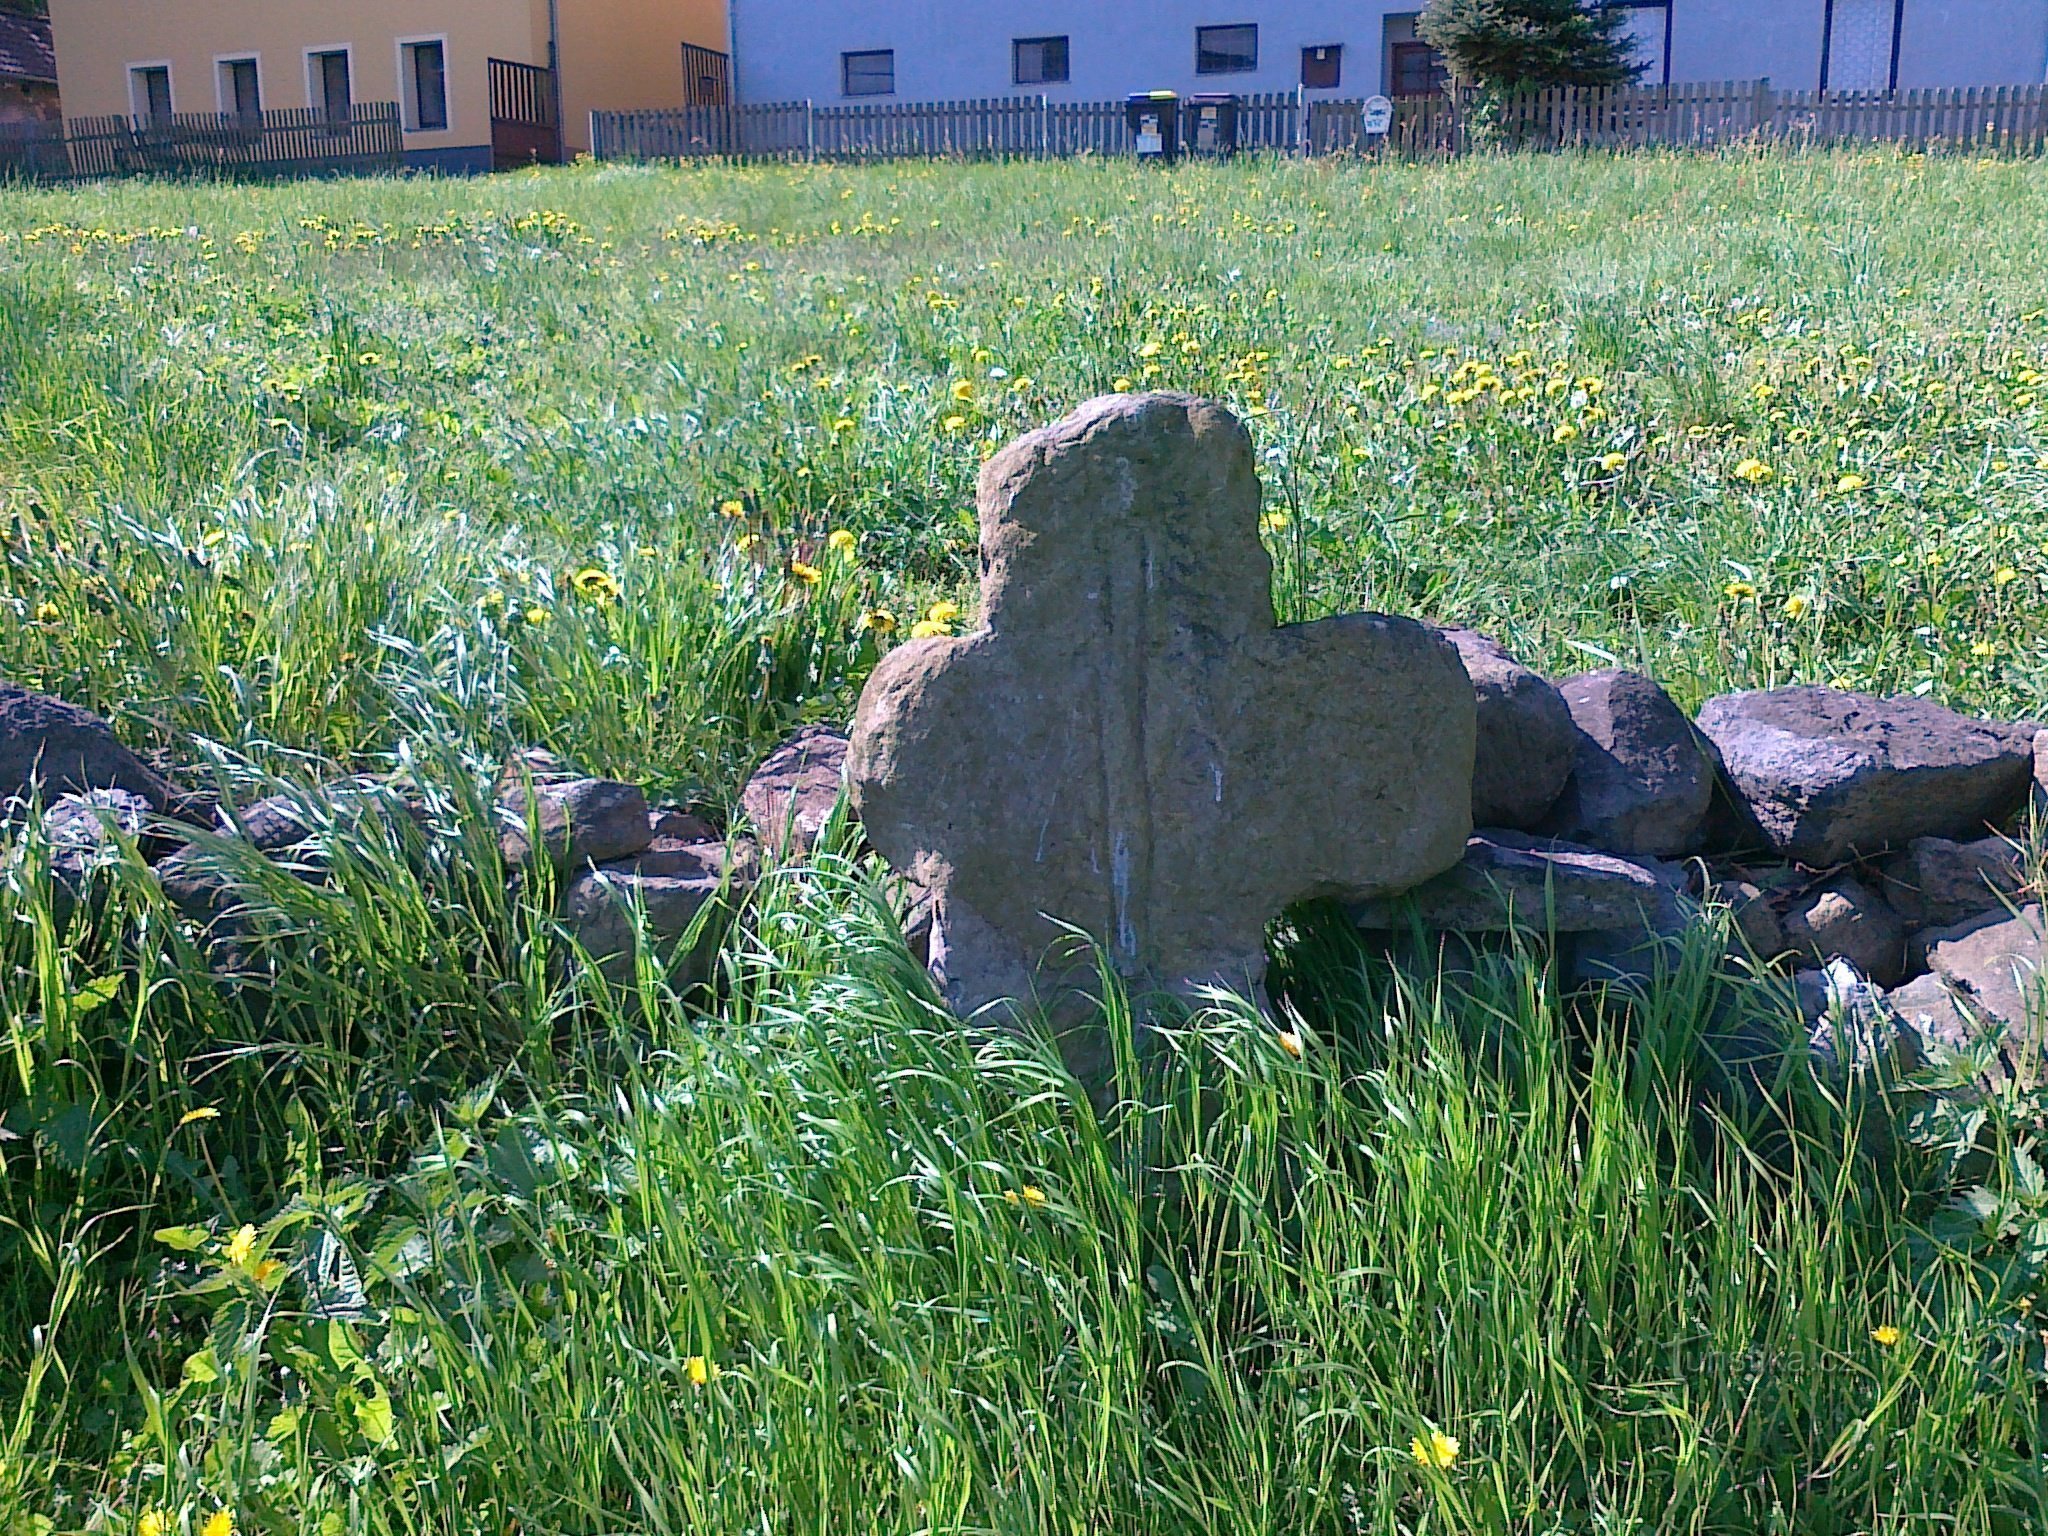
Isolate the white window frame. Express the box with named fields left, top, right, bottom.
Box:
left=303, top=43, right=354, bottom=117
left=126, top=60, right=174, bottom=123
left=213, top=53, right=263, bottom=118
left=395, top=34, right=452, bottom=134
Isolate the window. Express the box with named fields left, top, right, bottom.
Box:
left=218, top=57, right=261, bottom=122
left=1301, top=44, right=1341, bottom=90
left=308, top=49, right=352, bottom=125
left=1196, top=24, right=1257, bottom=74
left=129, top=64, right=172, bottom=125
left=401, top=39, right=449, bottom=132
left=842, top=49, right=894, bottom=96
left=1390, top=41, right=1447, bottom=96
left=1013, top=35, right=1069, bottom=85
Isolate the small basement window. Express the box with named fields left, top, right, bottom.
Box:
left=1196, top=24, right=1258, bottom=75
left=842, top=49, right=895, bottom=97
left=1014, top=35, right=1069, bottom=85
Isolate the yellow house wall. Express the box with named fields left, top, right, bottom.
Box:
left=554, top=0, right=728, bottom=153
left=45, top=0, right=546, bottom=156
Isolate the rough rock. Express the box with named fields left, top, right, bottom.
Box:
left=741, top=724, right=852, bottom=859
left=1559, top=883, right=1703, bottom=996
left=1696, top=686, right=2034, bottom=864
left=0, top=679, right=177, bottom=815
left=1878, top=835, right=2027, bottom=930
left=1781, top=874, right=1906, bottom=987
left=1883, top=972, right=1986, bottom=1064
left=498, top=772, right=651, bottom=871
left=849, top=392, right=1475, bottom=1057
left=1349, top=830, right=1673, bottom=932
left=1540, top=669, right=1719, bottom=857
left=2033, top=727, right=2048, bottom=822
left=1436, top=628, right=1577, bottom=831
left=153, top=778, right=421, bottom=921
left=41, top=789, right=154, bottom=899
left=1711, top=877, right=1785, bottom=959
left=1798, top=959, right=1917, bottom=1076
left=1919, top=904, right=2047, bottom=1035
left=560, top=838, right=752, bottom=985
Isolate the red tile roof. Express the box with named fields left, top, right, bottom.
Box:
left=0, top=13, right=56, bottom=87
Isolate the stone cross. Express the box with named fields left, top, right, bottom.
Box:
left=850, top=393, right=1474, bottom=1070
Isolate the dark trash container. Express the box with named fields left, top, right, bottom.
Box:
left=1184, top=93, right=1239, bottom=157
left=1126, top=91, right=1179, bottom=161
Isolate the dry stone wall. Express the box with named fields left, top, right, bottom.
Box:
left=3, top=392, right=2043, bottom=1092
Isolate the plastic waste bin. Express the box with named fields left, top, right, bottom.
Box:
left=1184, top=94, right=1239, bottom=157
left=1126, top=91, right=1179, bottom=162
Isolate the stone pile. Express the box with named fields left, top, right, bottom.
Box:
left=0, top=692, right=805, bottom=987
left=3, top=392, right=2043, bottom=1092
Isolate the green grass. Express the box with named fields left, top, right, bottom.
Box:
left=2, top=148, right=2048, bottom=1533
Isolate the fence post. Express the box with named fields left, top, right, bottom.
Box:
left=804, top=99, right=815, bottom=161
left=1752, top=77, right=1773, bottom=139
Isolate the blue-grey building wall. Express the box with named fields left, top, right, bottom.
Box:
left=728, top=2, right=2048, bottom=104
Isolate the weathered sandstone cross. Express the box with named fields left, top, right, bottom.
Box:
left=850, top=392, right=1474, bottom=1065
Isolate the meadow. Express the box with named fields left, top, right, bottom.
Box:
left=1, top=147, right=2047, bottom=1533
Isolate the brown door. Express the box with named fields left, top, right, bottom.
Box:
left=489, top=58, right=561, bottom=169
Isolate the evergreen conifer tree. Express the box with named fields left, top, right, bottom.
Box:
left=1418, top=0, right=1642, bottom=94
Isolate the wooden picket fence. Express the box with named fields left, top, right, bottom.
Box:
left=0, top=103, right=404, bottom=183
left=595, top=80, right=2048, bottom=165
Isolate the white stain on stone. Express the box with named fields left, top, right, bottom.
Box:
left=1111, top=830, right=1137, bottom=959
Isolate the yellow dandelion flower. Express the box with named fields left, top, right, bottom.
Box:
left=177, top=1106, right=220, bottom=1127
left=1994, top=566, right=2020, bottom=587
left=1004, top=1184, right=1049, bottom=1208
left=1835, top=473, right=1869, bottom=493
left=831, top=417, right=856, bottom=434
left=685, top=1355, right=720, bottom=1387
left=1410, top=1430, right=1460, bottom=1470
left=1871, top=1324, right=1902, bottom=1347
left=1597, top=452, right=1627, bottom=473
left=718, top=498, right=747, bottom=519
left=571, top=567, right=621, bottom=604
left=1259, top=511, right=1290, bottom=533
left=1111, top=377, right=1134, bottom=392
left=1971, top=640, right=1998, bottom=659
left=1733, top=458, right=1773, bottom=484
left=860, top=609, right=897, bottom=634
left=524, top=606, right=551, bottom=626
left=927, top=600, right=961, bottom=626
left=789, top=561, right=822, bottom=587
left=224, top=1225, right=257, bottom=1267
left=1139, top=341, right=1164, bottom=358
left=140, top=1510, right=170, bottom=1536
left=1724, top=581, right=1758, bottom=601
left=942, top=414, right=967, bottom=431
left=735, top=534, right=762, bottom=555
left=1277, top=1029, right=1304, bottom=1059
left=33, top=600, right=59, bottom=623
left=909, top=620, right=948, bottom=639
left=949, top=379, right=975, bottom=403
left=1552, top=423, right=1580, bottom=444
left=828, top=529, right=857, bottom=557
left=1783, top=594, right=1812, bottom=620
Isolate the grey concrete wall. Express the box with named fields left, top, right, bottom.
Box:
left=727, top=2, right=2048, bottom=105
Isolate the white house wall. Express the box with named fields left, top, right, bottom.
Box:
left=729, top=1, right=2048, bottom=104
